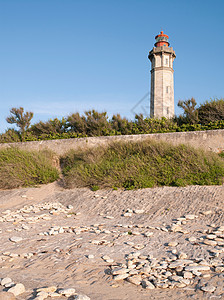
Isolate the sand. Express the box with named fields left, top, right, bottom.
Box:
left=0, top=182, right=224, bottom=299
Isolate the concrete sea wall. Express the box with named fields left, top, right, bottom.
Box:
left=0, top=129, right=224, bottom=156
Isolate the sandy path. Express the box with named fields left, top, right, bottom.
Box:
left=0, top=183, right=224, bottom=299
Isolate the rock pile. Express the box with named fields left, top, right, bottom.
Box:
left=109, top=250, right=223, bottom=293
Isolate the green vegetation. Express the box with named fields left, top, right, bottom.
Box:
left=6, top=107, right=33, bottom=135
left=198, top=98, right=224, bottom=125
left=1, top=98, right=224, bottom=143
left=61, top=140, right=224, bottom=190
left=0, top=148, right=59, bottom=189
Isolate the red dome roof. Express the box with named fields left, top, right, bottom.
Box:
left=154, top=31, right=170, bottom=47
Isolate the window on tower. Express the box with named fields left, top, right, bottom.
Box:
left=166, top=86, right=169, bottom=93
left=166, top=58, right=168, bottom=65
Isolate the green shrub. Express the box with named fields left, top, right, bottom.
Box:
left=0, top=148, right=59, bottom=189
left=61, top=140, right=224, bottom=189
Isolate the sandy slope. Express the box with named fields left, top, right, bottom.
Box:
left=0, top=182, right=224, bottom=299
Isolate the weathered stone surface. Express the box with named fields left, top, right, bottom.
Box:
left=59, top=288, right=76, bottom=296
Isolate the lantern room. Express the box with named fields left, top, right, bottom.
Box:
left=154, top=31, right=170, bottom=47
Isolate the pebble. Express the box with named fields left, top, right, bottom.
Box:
left=114, top=274, right=130, bottom=280
left=36, top=286, right=57, bottom=293
left=126, top=275, right=142, bottom=285
left=188, top=237, right=197, bottom=242
left=201, top=210, right=212, bottom=215
left=203, top=239, right=217, bottom=246
left=201, top=285, right=216, bottom=293
left=8, top=283, right=26, bottom=296
left=185, top=214, right=198, bottom=220
left=9, top=236, right=23, bottom=243
left=59, top=288, right=76, bottom=296
left=1, top=277, right=12, bottom=286
left=168, top=241, right=178, bottom=247
left=134, top=209, right=145, bottom=214
left=183, top=271, right=193, bottom=279
left=185, top=265, right=210, bottom=272
left=141, top=280, right=155, bottom=289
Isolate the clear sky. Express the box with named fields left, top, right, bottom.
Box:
left=0, top=0, right=224, bottom=133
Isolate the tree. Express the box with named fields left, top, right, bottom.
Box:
left=6, top=107, right=33, bottom=134
left=30, top=118, right=67, bottom=137
left=198, top=98, right=224, bottom=124
left=177, top=98, right=199, bottom=124
left=110, top=114, right=131, bottom=135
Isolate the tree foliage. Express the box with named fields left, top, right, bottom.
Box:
left=198, top=98, right=224, bottom=124
left=177, top=98, right=199, bottom=124
left=6, top=107, right=33, bottom=134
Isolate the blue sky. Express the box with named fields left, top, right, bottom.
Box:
left=0, top=0, right=223, bottom=133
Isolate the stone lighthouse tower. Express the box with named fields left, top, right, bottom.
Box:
left=148, top=31, right=176, bottom=118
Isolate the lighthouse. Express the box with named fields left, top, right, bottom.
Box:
left=148, top=31, right=176, bottom=118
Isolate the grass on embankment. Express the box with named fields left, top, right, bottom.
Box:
left=61, top=140, right=224, bottom=189
left=0, top=148, right=59, bottom=189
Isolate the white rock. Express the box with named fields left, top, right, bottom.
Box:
left=67, top=205, right=73, bottom=209
left=59, top=288, right=76, bottom=296
left=59, top=227, right=64, bottom=234
left=132, top=244, right=145, bottom=250
left=112, top=268, right=129, bottom=275
left=144, top=232, right=153, bottom=237
left=201, top=210, right=212, bottom=215
left=206, top=234, right=216, bottom=240
left=168, top=241, right=178, bottom=247
left=185, top=214, right=198, bottom=220
left=9, top=236, right=23, bottom=243
left=188, top=237, right=197, bottom=242
left=36, top=291, right=48, bottom=299
left=134, top=209, right=144, bottom=214
left=178, top=252, right=188, bottom=259
left=87, top=255, right=94, bottom=259
left=123, top=212, right=132, bottom=217
left=1, top=277, right=12, bottom=286
left=183, top=271, right=193, bottom=279
left=126, top=275, right=142, bottom=285
left=141, top=280, right=155, bottom=289
left=185, top=265, right=210, bottom=272
left=204, top=239, right=217, bottom=246
left=170, top=225, right=182, bottom=232
left=113, top=274, right=129, bottom=280
left=201, top=285, right=216, bottom=293
left=8, top=283, right=25, bottom=296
